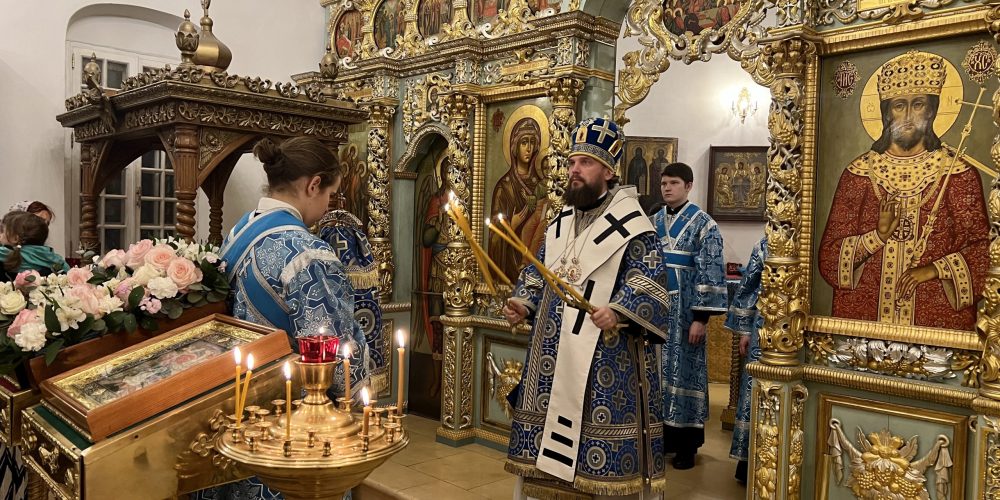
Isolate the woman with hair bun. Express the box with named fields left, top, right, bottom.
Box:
left=199, top=137, right=369, bottom=499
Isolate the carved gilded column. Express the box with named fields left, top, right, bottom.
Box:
left=757, top=37, right=814, bottom=367
left=438, top=92, right=477, bottom=439
left=357, top=0, right=378, bottom=59
left=172, top=124, right=200, bottom=241
left=544, top=77, right=583, bottom=221
left=978, top=11, right=1000, bottom=403
left=747, top=35, right=815, bottom=500
left=79, top=143, right=101, bottom=253
left=365, top=102, right=397, bottom=303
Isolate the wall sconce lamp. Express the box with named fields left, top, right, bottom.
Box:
left=732, top=87, right=758, bottom=124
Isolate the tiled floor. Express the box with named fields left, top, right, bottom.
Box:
left=358, top=383, right=748, bottom=499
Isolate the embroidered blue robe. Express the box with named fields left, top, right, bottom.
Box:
left=195, top=207, right=368, bottom=500
left=506, top=189, right=673, bottom=496
left=318, top=210, right=386, bottom=393
left=728, top=237, right=766, bottom=461
left=653, top=203, right=728, bottom=429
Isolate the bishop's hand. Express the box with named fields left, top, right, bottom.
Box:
left=590, top=306, right=619, bottom=331
left=503, top=298, right=528, bottom=325
left=877, top=196, right=901, bottom=242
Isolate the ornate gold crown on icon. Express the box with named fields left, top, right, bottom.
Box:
left=877, top=50, right=947, bottom=100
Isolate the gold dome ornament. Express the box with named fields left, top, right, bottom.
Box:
left=191, top=0, right=232, bottom=72
left=176, top=9, right=200, bottom=69
left=319, top=45, right=338, bottom=81
left=83, top=53, right=101, bottom=86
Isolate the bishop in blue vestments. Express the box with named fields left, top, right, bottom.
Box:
left=503, top=118, right=673, bottom=498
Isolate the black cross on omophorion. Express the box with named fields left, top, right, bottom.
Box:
left=571, top=280, right=597, bottom=335
left=554, top=209, right=573, bottom=238
left=594, top=211, right=641, bottom=244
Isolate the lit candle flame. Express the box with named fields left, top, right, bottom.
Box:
left=343, top=343, right=351, bottom=359
left=448, top=190, right=456, bottom=202
left=497, top=213, right=505, bottom=222
left=234, top=347, right=241, bottom=364
left=246, top=354, right=255, bottom=371
left=485, top=217, right=492, bottom=226
left=317, top=326, right=327, bottom=335
left=397, top=329, right=404, bottom=348
left=283, top=361, right=291, bottom=380
left=361, top=387, right=370, bottom=406
left=443, top=202, right=451, bottom=212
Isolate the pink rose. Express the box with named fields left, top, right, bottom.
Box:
left=100, top=249, right=127, bottom=269
left=125, top=240, right=155, bottom=269
left=166, top=257, right=203, bottom=290
left=139, top=297, right=162, bottom=314
left=13, top=270, right=41, bottom=290
left=67, top=267, right=94, bottom=286
left=8, top=308, right=37, bottom=338
left=115, top=278, right=135, bottom=301
left=67, top=286, right=101, bottom=316
left=144, top=244, right=177, bottom=271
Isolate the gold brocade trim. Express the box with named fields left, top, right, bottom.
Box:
left=369, top=371, right=389, bottom=395
left=347, top=266, right=379, bottom=290
left=522, top=483, right=591, bottom=500
left=505, top=460, right=665, bottom=496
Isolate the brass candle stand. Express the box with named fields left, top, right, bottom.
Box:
left=215, top=360, right=407, bottom=499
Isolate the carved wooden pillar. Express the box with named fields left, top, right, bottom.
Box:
left=749, top=35, right=816, bottom=500
left=438, top=92, right=477, bottom=440
left=173, top=124, right=200, bottom=241
left=202, top=154, right=240, bottom=246
left=544, top=77, right=583, bottom=220
left=79, top=143, right=101, bottom=254
left=365, top=102, right=397, bottom=302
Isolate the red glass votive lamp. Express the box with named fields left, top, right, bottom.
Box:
left=297, top=335, right=340, bottom=363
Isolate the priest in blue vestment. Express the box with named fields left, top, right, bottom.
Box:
left=652, top=162, right=728, bottom=470
left=195, top=137, right=368, bottom=500
left=317, top=193, right=386, bottom=395
left=728, top=236, right=767, bottom=485
left=503, top=118, right=673, bottom=498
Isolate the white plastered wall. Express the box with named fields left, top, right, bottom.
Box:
left=0, top=1, right=326, bottom=254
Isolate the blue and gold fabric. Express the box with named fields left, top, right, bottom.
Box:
left=653, top=202, right=728, bottom=430
left=317, top=209, right=386, bottom=394
left=728, top=237, right=767, bottom=461
left=506, top=186, right=672, bottom=496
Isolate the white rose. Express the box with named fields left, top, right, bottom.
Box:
left=98, top=295, right=124, bottom=316
left=55, top=306, right=87, bottom=332
left=132, top=265, right=162, bottom=286
left=147, top=277, right=179, bottom=299
left=15, top=321, right=48, bottom=351
left=0, top=291, right=27, bottom=315
left=27, top=289, right=46, bottom=307
left=0, top=282, right=13, bottom=295
left=202, top=252, right=220, bottom=264
left=105, top=278, right=122, bottom=293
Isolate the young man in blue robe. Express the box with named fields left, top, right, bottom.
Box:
left=195, top=137, right=368, bottom=500
left=727, top=236, right=767, bottom=485
left=503, top=118, right=673, bottom=498
left=653, top=162, right=728, bottom=470
left=317, top=193, right=386, bottom=395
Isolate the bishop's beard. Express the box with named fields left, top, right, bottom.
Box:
left=562, top=177, right=604, bottom=208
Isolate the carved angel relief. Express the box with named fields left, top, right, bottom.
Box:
left=486, top=351, right=523, bottom=418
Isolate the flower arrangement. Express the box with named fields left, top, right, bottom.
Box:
left=0, top=238, right=230, bottom=375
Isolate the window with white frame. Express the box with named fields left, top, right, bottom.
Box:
left=67, top=44, right=194, bottom=252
